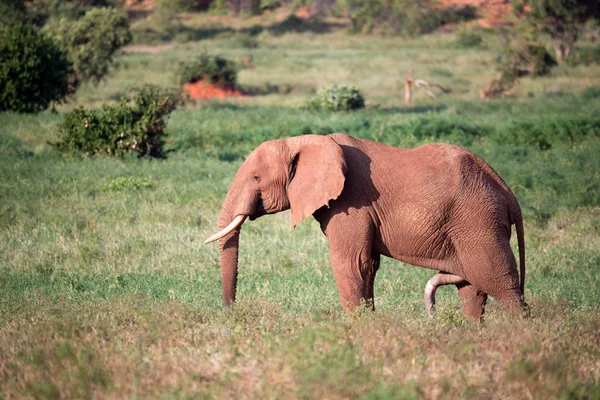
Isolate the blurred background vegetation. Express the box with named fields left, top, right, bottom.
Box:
left=1, top=0, right=599, bottom=398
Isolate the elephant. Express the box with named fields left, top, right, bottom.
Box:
left=205, top=133, right=526, bottom=320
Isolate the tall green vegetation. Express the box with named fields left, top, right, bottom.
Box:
left=177, top=54, right=239, bottom=88
left=306, top=84, right=365, bottom=111
left=2, top=0, right=125, bottom=25
left=44, top=7, right=132, bottom=85
left=338, top=0, right=476, bottom=35
left=1, top=9, right=600, bottom=399
left=0, top=22, right=72, bottom=113
left=512, top=0, right=600, bottom=62
left=0, top=0, right=27, bottom=23
left=54, top=86, right=176, bottom=158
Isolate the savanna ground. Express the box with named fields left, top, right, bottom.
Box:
left=1, top=11, right=600, bottom=399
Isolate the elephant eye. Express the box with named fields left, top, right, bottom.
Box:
left=252, top=175, right=261, bottom=182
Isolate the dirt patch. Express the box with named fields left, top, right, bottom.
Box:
left=184, top=81, right=249, bottom=100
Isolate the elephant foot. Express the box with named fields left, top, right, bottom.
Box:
left=457, top=284, right=488, bottom=322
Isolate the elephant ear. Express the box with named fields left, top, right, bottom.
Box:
left=286, top=135, right=347, bottom=227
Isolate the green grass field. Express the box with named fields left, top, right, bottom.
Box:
left=1, top=13, right=600, bottom=399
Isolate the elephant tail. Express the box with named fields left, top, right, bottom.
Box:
left=513, top=207, right=526, bottom=299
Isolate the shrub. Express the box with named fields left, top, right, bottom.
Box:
left=54, top=85, right=176, bottom=157
left=177, top=54, right=239, bottom=88
left=306, top=84, right=365, bottom=111
left=157, top=0, right=197, bottom=13
left=455, top=30, right=484, bottom=48
left=44, top=7, right=132, bottom=85
left=496, top=116, right=600, bottom=150
left=0, top=0, right=27, bottom=24
left=483, top=36, right=556, bottom=99
left=0, top=22, right=72, bottom=113
left=24, top=0, right=125, bottom=26
left=232, top=32, right=260, bottom=49
left=340, top=0, right=476, bottom=36
left=566, top=45, right=600, bottom=66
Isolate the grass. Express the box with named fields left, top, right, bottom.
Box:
left=1, top=10, right=600, bottom=399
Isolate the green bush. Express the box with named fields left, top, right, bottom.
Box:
left=54, top=85, right=176, bottom=157
left=0, top=22, right=72, bottom=113
left=566, top=45, right=600, bottom=66
left=232, top=32, right=260, bottom=49
left=484, top=36, right=557, bottom=98
left=0, top=0, right=27, bottom=24
left=44, top=7, right=131, bottom=85
left=177, top=54, right=239, bottom=88
left=340, top=0, right=476, bottom=36
left=306, top=84, right=365, bottom=111
left=455, top=29, right=484, bottom=48
left=260, top=0, right=281, bottom=11
left=497, top=116, right=600, bottom=150
left=498, top=34, right=557, bottom=78
left=23, top=0, right=125, bottom=26
left=156, top=0, right=197, bottom=13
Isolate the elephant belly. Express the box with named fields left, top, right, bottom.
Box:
left=374, top=211, right=462, bottom=274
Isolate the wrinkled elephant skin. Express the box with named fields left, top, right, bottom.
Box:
left=206, top=134, right=526, bottom=319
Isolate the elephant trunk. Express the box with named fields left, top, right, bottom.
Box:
left=217, top=201, right=242, bottom=306
left=219, top=229, right=240, bottom=306
left=211, top=176, right=258, bottom=306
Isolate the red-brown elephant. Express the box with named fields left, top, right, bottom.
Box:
left=206, top=134, right=526, bottom=320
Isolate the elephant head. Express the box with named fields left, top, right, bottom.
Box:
left=205, top=135, right=347, bottom=306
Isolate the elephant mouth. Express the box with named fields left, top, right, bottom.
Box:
left=249, top=198, right=266, bottom=221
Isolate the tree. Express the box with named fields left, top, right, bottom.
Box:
left=0, top=22, right=72, bottom=113
left=512, top=0, right=600, bottom=62
left=0, top=0, right=27, bottom=24
left=44, top=7, right=132, bottom=85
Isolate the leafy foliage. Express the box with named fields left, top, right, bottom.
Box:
left=0, top=0, right=27, bottom=24
left=306, top=84, right=365, bottom=111
left=498, top=115, right=600, bottom=150
left=54, top=86, right=176, bottom=157
left=454, top=29, right=484, bottom=48
left=501, top=39, right=557, bottom=78
left=483, top=34, right=556, bottom=99
left=512, top=0, right=600, bottom=62
left=339, top=0, right=477, bottom=36
left=44, top=7, right=132, bottom=85
left=18, top=0, right=125, bottom=26
left=156, top=0, right=198, bottom=13
left=566, top=44, right=600, bottom=66
left=0, top=22, right=72, bottom=113
left=177, top=54, right=239, bottom=88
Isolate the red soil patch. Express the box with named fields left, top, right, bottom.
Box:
left=184, top=81, right=250, bottom=100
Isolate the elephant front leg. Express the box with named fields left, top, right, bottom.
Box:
left=330, top=249, right=379, bottom=311
left=366, top=253, right=380, bottom=309
left=325, top=219, right=378, bottom=311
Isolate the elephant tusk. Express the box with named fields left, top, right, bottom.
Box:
left=205, top=215, right=247, bottom=244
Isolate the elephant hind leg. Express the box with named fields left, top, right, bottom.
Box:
left=424, top=273, right=467, bottom=318
left=455, top=239, right=523, bottom=319
left=456, top=283, right=488, bottom=322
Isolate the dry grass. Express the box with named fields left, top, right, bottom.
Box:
left=2, top=8, right=600, bottom=399
left=1, top=297, right=598, bottom=399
